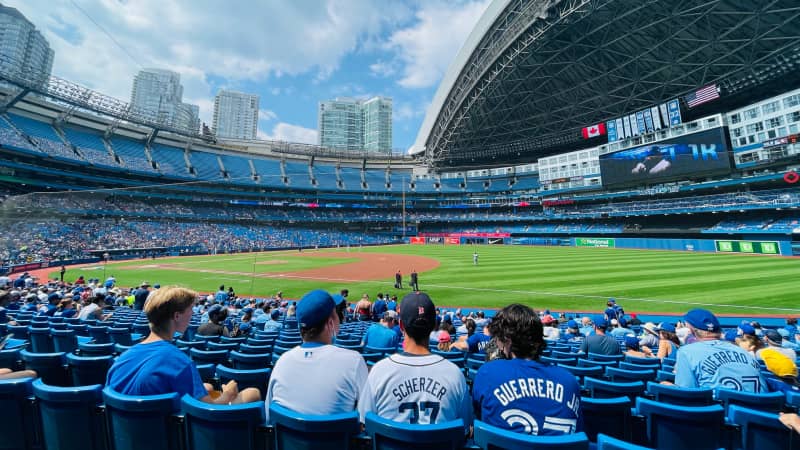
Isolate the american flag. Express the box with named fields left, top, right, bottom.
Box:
left=684, top=84, right=720, bottom=108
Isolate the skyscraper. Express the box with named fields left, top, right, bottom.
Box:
left=318, top=96, right=392, bottom=153
left=130, top=68, right=199, bottom=133
left=212, top=90, right=259, bottom=140
left=0, top=5, right=54, bottom=88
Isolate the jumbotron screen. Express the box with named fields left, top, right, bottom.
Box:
left=599, top=127, right=733, bottom=188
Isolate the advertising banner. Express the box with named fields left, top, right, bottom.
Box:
left=575, top=238, right=616, bottom=248
left=409, top=237, right=425, bottom=245
left=715, top=240, right=780, bottom=255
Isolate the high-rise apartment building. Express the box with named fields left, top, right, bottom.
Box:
left=0, top=5, right=54, bottom=88
left=318, top=96, right=392, bottom=153
left=130, top=68, right=199, bottom=133
left=212, top=90, right=259, bottom=140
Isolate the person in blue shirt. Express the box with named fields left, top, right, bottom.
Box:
left=261, top=309, right=283, bottom=333
left=106, top=286, right=260, bottom=404
left=451, top=318, right=491, bottom=355
left=473, top=303, right=582, bottom=436
left=362, top=310, right=400, bottom=348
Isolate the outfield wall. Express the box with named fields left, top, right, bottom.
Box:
left=571, top=237, right=793, bottom=255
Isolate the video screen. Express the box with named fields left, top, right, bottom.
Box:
left=599, top=128, right=732, bottom=188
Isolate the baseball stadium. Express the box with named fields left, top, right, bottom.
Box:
left=1, top=1, right=800, bottom=449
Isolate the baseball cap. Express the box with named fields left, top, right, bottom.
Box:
left=761, top=348, right=798, bottom=378
left=399, top=292, right=436, bottom=331
left=140, top=281, right=150, bottom=287
left=723, top=329, right=738, bottom=343
left=384, top=310, right=398, bottom=321
left=438, top=331, right=451, bottom=343
left=764, top=329, right=783, bottom=345
left=331, top=294, right=346, bottom=306
left=655, top=322, right=676, bottom=334
left=270, top=310, right=281, bottom=320
left=684, top=308, right=720, bottom=332
left=608, top=298, right=616, bottom=304
left=567, top=319, right=578, bottom=329
left=541, top=314, right=555, bottom=325
left=624, top=335, right=639, bottom=350
left=739, top=323, right=756, bottom=336
left=643, top=322, right=658, bottom=336
left=241, top=307, right=254, bottom=315
left=595, top=317, right=609, bottom=329
left=296, top=289, right=336, bottom=329
left=207, top=304, right=224, bottom=320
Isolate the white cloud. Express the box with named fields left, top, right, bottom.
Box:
left=259, top=109, right=278, bottom=122
left=259, top=123, right=318, bottom=145
left=369, top=60, right=396, bottom=78
left=394, top=102, right=425, bottom=121
left=385, top=0, right=490, bottom=89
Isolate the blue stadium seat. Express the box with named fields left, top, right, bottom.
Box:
left=66, top=353, right=114, bottom=387
left=584, top=377, right=646, bottom=401
left=6, top=324, right=29, bottom=340
left=215, top=366, right=270, bottom=399
left=472, top=420, right=589, bottom=449
left=577, top=359, right=617, bottom=369
left=787, top=391, right=800, bottom=411
left=108, top=328, right=143, bottom=346
left=28, top=326, right=54, bottom=353
left=0, top=348, right=23, bottom=371
left=182, top=395, right=266, bottom=450
left=644, top=382, right=714, bottom=406
left=559, top=364, right=604, bottom=384
left=175, top=339, right=206, bottom=350
left=220, top=336, right=248, bottom=345
left=190, top=348, right=229, bottom=366
left=87, top=325, right=112, bottom=344
left=207, top=341, right=240, bottom=352
left=0, top=377, right=38, bottom=450
left=32, top=379, right=106, bottom=450
left=596, top=433, right=655, bottom=450
left=78, top=341, right=116, bottom=356
left=716, top=389, right=786, bottom=414
left=633, top=396, right=725, bottom=450
left=102, top=387, right=182, bottom=450
left=727, top=404, right=798, bottom=450
left=618, top=361, right=660, bottom=372
left=229, top=350, right=272, bottom=369
left=52, top=329, right=80, bottom=353
left=581, top=396, right=632, bottom=442
left=605, top=366, right=656, bottom=383
left=654, top=370, right=675, bottom=383
left=587, top=353, right=624, bottom=363
left=20, top=350, right=69, bottom=386
left=238, top=343, right=273, bottom=355
left=269, top=403, right=361, bottom=450
left=364, top=411, right=465, bottom=450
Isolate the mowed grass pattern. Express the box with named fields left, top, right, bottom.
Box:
left=55, top=245, right=800, bottom=315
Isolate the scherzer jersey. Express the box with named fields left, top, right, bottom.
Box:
left=266, top=343, right=368, bottom=422
left=358, top=353, right=472, bottom=433
left=472, top=358, right=582, bottom=436
left=673, top=339, right=766, bottom=392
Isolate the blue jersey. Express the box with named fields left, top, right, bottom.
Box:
left=467, top=333, right=491, bottom=354
left=363, top=323, right=400, bottom=348
left=107, top=340, right=207, bottom=399
left=673, top=340, right=766, bottom=392
left=473, top=358, right=582, bottom=436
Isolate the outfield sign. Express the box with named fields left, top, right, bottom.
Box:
left=715, top=240, right=780, bottom=255
left=575, top=238, right=616, bottom=248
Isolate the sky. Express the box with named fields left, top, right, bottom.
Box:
left=6, top=0, right=491, bottom=151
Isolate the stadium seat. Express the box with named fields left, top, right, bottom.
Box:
left=6, top=324, right=29, bottom=340
left=0, top=348, right=23, bottom=371
left=644, top=382, right=714, bottom=406
left=584, top=377, right=646, bottom=401
left=66, top=353, right=114, bottom=387
left=175, top=339, right=206, bottom=350
left=581, top=396, right=632, bottom=442
left=32, top=379, right=106, bottom=450
left=195, top=363, right=217, bottom=384
left=633, top=396, right=725, bottom=450
left=87, top=325, right=112, bottom=344
left=238, top=343, right=273, bottom=355
left=727, top=404, right=798, bottom=450
left=618, top=361, right=660, bottom=372
left=229, top=350, right=272, bottom=369
left=20, top=350, right=69, bottom=386
left=216, top=366, right=270, bottom=399
left=52, top=329, right=80, bottom=353
left=269, top=403, right=361, bottom=450
left=716, top=389, right=786, bottom=414
left=587, top=353, right=624, bottom=363
left=207, top=341, right=240, bottom=352
left=787, top=391, right=800, bottom=411
left=605, top=366, right=656, bottom=383
left=28, top=326, right=54, bottom=353
left=559, top=364, right=604, bottom=384
left=654, top=370, right=675, bottom=383
left=102, top=387, right=182, bottom=450
left=182, top=395, right=266, bottom=450
left=623, top=356, right=661, bottom=368
left=0, top=377, right=38, bottom=450
left=364, top=411, right=466, bottom=450
left=363, top=346, right=397, bottom=357
left=472, top=420, right=589, bottom=449
left=78, top=341, right=116, bottom=356
left=190, top=348, right=229, bottom=366
left=220, top=336, right=248, bottom=345
left=108, top=328, right=143, bottom=346
left=577, top=359, right=617, bottom=369
left=596, top=433, right=655, bottom=450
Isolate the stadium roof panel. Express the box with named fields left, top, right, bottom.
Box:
left=415, top=0, right=800, bottom=168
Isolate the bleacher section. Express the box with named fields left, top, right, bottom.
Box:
left=251, top=157, right=284, bottom=186
left=108, top=136, right=155, bottom=173
left=5, top=113, right=78, bottom=160
left=150, top=143, right=188, bottom=177
left=61, top=126, right=121, bottom=168
left=284, top=160, right=313, bottom=189
left=188, top=149, right=223, bottom=180
left=218, top=152, right=253, bottom=181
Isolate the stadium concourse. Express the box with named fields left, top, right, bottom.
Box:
left=2, top=0, right=800, bottom=448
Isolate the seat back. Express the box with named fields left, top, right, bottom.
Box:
left=596, top=433, right=655, bottom=450
left=78, top=341, right=115, bottom=356
left=269, top=403, right=360, bottom=450
left=559, top=364, right=604, bottom=384
left=0, top=348, right=22, bottom=371
left=67, top=354, right=114, bottom=387
left=716, top=389, right=786, bottom=414
left=605, top=367, right=656, bottom=383
left=0, top=377, right=37, bottom=450
left=644, top=382, right=714, bottom=407
left=364, top=412, right=465, bottom=450
left=87, top=325, right=111, bottom=344
left=728, top=404, right=798, bottom=450
left=51, top=329, right=79, bottom=353
left=102, top=387, right=182, bottom=450
left=32, top=379, right=106, bottom=450
left=189, top=348, right=229, bottom=366
left=473, top=420, right=589, bottom=449
left=28, top=327, right=54, bottom=353
left=584, top=377, right=645, bottom=401
left=181, top=395, right=265, bottom=450
left=229, top=350, right=271, bottom=370
left=21, top=350, right=69, bottom=386
left=635, top=396, right=724, bottom=450
left=581, top=396, right=631, bottom=442
left=215, top=366, right=270, bottom=399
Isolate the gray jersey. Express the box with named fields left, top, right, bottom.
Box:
left=266, top=343, right=368, bottom=422
left=358, top=353, right=472, bottom=432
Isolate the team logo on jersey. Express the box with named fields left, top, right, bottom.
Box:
left=418, top=307, right=425, bottom=314
left=304, top=351, right=313, bottom=358
left=500, top=409, right=538, bottom=434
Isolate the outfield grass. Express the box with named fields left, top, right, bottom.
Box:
left=53, top=245, right=800, bottom=315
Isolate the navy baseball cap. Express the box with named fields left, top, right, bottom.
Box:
left=297, top=289, right=336, bottom=329
left=764, top=329, right=782, bottom=344
left=684, top=308, right=720, bottom=332
left=208, top=304, right=224, bottom=320
left=270, top=310, right=281, bottom=320
left=400, top=292, right=436, bottom=331
left=655, top=322, right=676, bottom=333
left=595, top=317, right=608, bottom=329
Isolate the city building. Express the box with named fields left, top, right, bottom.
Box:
left=213, top=90, right=259, bottom=140
left=318, top=96, right=392, bottom=153
left=0, top=4, right=54, bottom=88
left=130, top=68, right=199, bottom=133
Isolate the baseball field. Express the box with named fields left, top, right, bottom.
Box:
left=50, top=244, right=800, bottom=316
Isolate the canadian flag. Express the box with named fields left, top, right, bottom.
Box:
left=582, top=123, right=606, bottom=139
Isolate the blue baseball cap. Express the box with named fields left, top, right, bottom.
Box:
left=331, top=294, right=346, bottom=306
left=723, top=329, right=738, bottom=343
left=656, top=322, right=676, bottom=333
left=684, top=308, right=720, bottom=332
left=297, top=289, right=336, bottom=329
left=624, top=335, right=639, bottom=350
left=567, top=319, right=578, bottom=329
left=241, top=307, right=254, bottom=315
left=608, top=297, right=616, bottom=304
left=739, top=323, right=756, bottom=336
left=207, top=304, right=224, bottom=320
left=595, top=317, right=608, bottom=329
